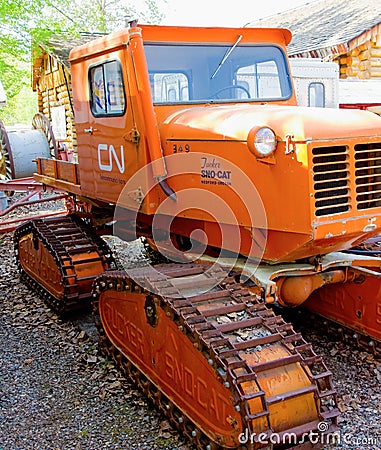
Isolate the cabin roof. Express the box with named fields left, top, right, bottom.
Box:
left=247, top=0, right=381, bottom=58
left=32, top=32, right=105, bottom=90
left=41, top=33, right=106, bottom=67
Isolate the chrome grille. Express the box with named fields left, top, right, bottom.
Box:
left=355, top=143, right=381, bottom=210
left=312, top=146, right=350, bottom=217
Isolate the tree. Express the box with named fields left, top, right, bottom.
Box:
left=40, top=0, right=167, bottom=34
left=0, top=0, right=166, bottom=124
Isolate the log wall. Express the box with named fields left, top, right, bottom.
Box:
left=338, top=34, right=381, bottom=79
left=35, top=54, right=77, bottom=152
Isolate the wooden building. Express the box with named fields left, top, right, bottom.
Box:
left=32, top=33, right=103, bottom=156
left=247, top=0, right=381, bottom=80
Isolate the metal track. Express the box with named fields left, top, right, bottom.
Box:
left=93, top=263, right=340, bottom=449
left=324, top=321, right=381, bottom=358
left=294, top=308, right=381, bottom=359
left=14, top=214, right=118, bottom=314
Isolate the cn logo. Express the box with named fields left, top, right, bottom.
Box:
left=98, top=144, right=125, bottom=173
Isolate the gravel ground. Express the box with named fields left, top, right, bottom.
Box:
left=0, top=196, right=380, bottom=449
left=289, top=311, right=381, bottom=450
left=0, top=230, right=190, bottom=450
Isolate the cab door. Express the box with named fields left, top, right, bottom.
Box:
left=81, top=50, right=138, bottom=204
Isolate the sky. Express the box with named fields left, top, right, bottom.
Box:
left=162, top=0, right=314, bottom=27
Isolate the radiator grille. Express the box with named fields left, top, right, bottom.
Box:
left=312, top=146, right=350, bottom=217
left=355, top=143, right=381, bottom=210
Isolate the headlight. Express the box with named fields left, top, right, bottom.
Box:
left=248, top=126, right=277, bottom=158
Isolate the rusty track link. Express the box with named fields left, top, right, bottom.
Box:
left=93, top=263, right=340, bottom=449
left=294, top=309, right=381, bottom=359
left=322, top=321, right=381, bottom=358
left=14, top=214, right=117, bottom=314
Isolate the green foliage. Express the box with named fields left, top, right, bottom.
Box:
left=0, top=54, right=36, bottom=125
left=1, top=85, right=37, bottom=126
left=0, top=0, right=166, bottom=124
left=56, top=0, right=167, bottom=34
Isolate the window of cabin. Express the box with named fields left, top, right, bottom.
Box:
left=44, top=55, right=51, bottom=74
left=51, top=56, right=59, bottom=72
left=89, top=60, right=126, bottom=116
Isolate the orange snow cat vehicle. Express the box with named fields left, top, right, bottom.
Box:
left=15, top=22, right=381, bottom=448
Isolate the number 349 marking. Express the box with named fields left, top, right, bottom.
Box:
left=173, top=143, right=191, bottom=153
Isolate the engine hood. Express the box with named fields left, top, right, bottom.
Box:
left=159, top=103, right=381, bottom=143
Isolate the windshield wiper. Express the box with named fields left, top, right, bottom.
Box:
left=210, top=34, right=243, bottom=79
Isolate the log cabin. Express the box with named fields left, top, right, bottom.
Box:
left=32, top=33, right=104, bottom=156
left=247, top=0, right=381, bottom=80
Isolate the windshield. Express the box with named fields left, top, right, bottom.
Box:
left=144, top=43, right=292, bottom=104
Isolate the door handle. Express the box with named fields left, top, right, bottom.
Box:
left=84, top=126, right=95, bottom=134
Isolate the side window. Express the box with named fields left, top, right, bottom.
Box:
left=308, top=82, right=325, bottom=107
left=89, top=60, right=126, bottom=116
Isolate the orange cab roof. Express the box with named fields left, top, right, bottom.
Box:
left=69, top=24, right=292, bottom=62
